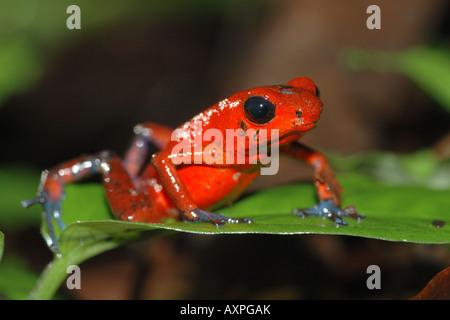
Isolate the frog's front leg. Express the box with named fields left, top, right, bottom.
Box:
left=281, top=142, right=364, bottom=226
left=151, top=151, right=252, bottom=226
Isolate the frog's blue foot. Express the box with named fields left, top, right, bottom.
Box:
left=22, top=191, right=65, bottom=252
left=293, top=199, right=364, bottom=226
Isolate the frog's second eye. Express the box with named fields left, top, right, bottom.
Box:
left=244, top=96, right=276, bottom=124
left=315, top=86, right=320, bottom=98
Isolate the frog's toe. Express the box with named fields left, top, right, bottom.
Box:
left=341, top=204, right=365, bottom=221
left=22, top=191, right=66, bottom=252
left=293, top=199, right=364, bottom=226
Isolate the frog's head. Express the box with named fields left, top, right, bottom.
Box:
left=236, top=77, right=323, bottom=146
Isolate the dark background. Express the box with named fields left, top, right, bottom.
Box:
left=0, top=0, right=449, bottom=299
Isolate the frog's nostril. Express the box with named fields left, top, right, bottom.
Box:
left=295, top=110, right=302, bottom=118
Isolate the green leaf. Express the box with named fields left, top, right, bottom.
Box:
left=30, top=164, right=449, bottom=299
left=55, top=174, right=447, bottom=244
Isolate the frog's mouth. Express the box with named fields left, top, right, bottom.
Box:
left=232, top=121, right=318, bottom=157
left=265, top=120, right=319, bottom=146
left=238, top=131, right=301, bottom=154
left=272, top=132, right=303, bottom=147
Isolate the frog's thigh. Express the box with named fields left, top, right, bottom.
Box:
left=103, top=157, right=159, bottom=222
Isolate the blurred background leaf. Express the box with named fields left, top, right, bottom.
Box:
left=0, top=0, right=229, bottom=109
left=0, top=256, right=40, bottom=300
left=328, top=149, right=450, bottom=189
left=410, top=267, right=450, bottom=300
left=0, top=36, right=43, bottom=106
left=341, top=46, right=450, bottom=112
left=0, top=231, right=3, bottom=261
left=0, top=166, right=41, bottom=229
left=397, top=47, right=450, bottom=112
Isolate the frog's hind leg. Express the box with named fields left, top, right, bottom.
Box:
left=123, top=122, right=174, bottom=180
left=102, top=157, right=165, bottom=223
left=22, top=151, right=154, bottom=252
left=104, top=122, right=176, bottom=222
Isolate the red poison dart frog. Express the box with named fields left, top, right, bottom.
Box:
left=23, top=77, right=363, bottom=252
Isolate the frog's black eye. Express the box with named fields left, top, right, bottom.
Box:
left=243, top=96, right=276, bottom=124
left=315, top=86, right=320, bottom=98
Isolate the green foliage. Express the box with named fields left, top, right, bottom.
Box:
left=0, top=36, right=43, bottom=106
left=22, top=150, right=448, bottom=299
left=0, top=232, right=3, bottom=262
left=0, top=150, right=449, bottom=299
left=0, top=166, right=42, bottom=229
left=395, top=46, right=450, bottom=111
left=52, top=170, right=450, bottom=246
left=0, top=256, right=39, bottom=300
left=0, top=0, right=229, bottom=108
left=3, top=0, right=447, bottom=302
left=327, top=149, right=450, bottom=190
